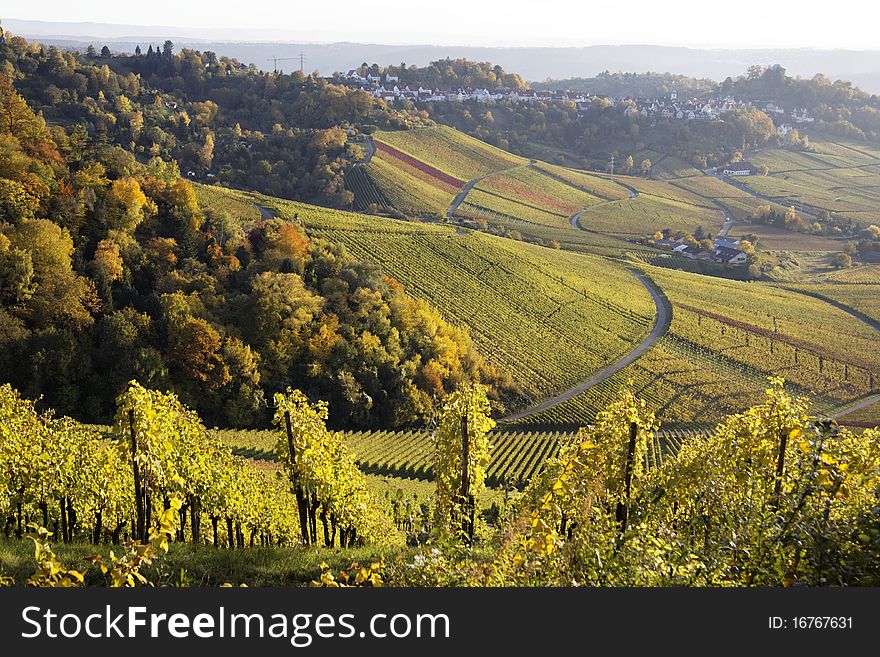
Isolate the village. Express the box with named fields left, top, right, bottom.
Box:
left=333, top=70, right=813, bottom=134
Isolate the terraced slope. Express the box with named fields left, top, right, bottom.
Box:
left=519, top=264, right=880, bottom=428
left=260, top=197, right=657, bottom=407
left=373, top=125, right=526, bottom=180
left=744, top=138, right=880, bottom=228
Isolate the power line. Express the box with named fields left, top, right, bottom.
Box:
left=266, top=55, right=301, bottom=74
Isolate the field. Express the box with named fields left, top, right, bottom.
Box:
left=514, top=263, right=880, bottom=428
left=373, top=125, right=526, bottom=180
left=193, top=183, right=264, bottom=224
left=218, top=426, right=700, bottom=488
left=578, top=191, right=723, bottom=238
left=744, top=138, right=880, bottom=228
left=257, top=196, right=656, bottom=407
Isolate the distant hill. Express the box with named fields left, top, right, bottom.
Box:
left=6, top=18, right=880, bottom=93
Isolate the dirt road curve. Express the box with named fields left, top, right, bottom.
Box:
left=501, top=269, right=670, bottom=422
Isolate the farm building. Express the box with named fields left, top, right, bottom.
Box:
left=714, top=236, right=741, bottom=250
left=721, top=162, right=757, bottom=176
left=713, top=246, right=749, bottom=265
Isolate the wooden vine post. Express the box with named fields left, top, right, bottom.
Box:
left=616, top=422, right=638, bottom=533
left=284, top=410, right=311, bottom=545
left=128, top=409, right=146, bottom=542
left=771, top=429, right=788, bottom=511
left=460, top=414, right=475, bottom=542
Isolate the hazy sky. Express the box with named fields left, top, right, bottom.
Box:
left=8, top=0, right=880, bottom=49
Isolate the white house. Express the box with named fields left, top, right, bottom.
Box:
left=722, top=162, right=756, bottom=176
left=792, top=108, right=814, bottom=124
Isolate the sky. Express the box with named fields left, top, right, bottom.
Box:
left=7, top=0, right=880, bottom=49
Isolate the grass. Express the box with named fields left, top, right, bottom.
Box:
left=0, top=536, right=398, bottom=587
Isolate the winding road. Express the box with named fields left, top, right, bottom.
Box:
left=446, top=177, right=484, bottom=219
left=256, top=205, right=276, bottom=221
left=569, top=182, right=638, bottom=230
left=501, top=269, right=670, bottom=422
left=830, top=394, right=880, bottom=421
left=361, top=136, right=376, bottom=165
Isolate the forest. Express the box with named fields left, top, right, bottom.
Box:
left=0, top=68, right=514, bottom=428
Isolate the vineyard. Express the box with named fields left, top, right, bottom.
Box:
left=578, top=191, right=724, bottom=238
left=744, top=138, right=880, bottom=228
left=345, top=165, right=391, bottom=212
left=219, top=425, right=704, bottom=488
left=373, top=126, right=526, bottom=181
left=193, top=183, right=264, bottom=225
left=362, top=143, right=461, bottom=216
left=837, top=399, right=880, bottom=428
left=515, top=263, right=880, bottom=427
left=530, top=162, right=633, bottom=200
left=0, top=381, right=402, bottom=555
left=667, top=175, right=787, bottom=221
left=260, top=197, right=657, bottom=407
left=458, top=165, right=607, bottom=229
left=818, top=263, right=880, bottom=283
left=0, top=384, right=299, bottom=549
left=785, top=283, right=880, bottom=325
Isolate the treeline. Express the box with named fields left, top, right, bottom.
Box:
left=0, top=32, right=429, bottom=207
left=426, top=97, right=776, bottom=169
left=723, top=65, right=880, bottom=140
left=0, top=74, right=515, bottom=428
left=534, top=70, right=716, bottom=98
left=344, top=58, right=527, bottom=91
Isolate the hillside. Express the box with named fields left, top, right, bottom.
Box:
left=253, top=194, right=657, bottom=409
left=518, top=262, right=880, bottom=427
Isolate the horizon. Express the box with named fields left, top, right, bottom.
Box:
left=6, top=0, right=880, bottom=50
left=8, top=19, right=880, bottom=53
